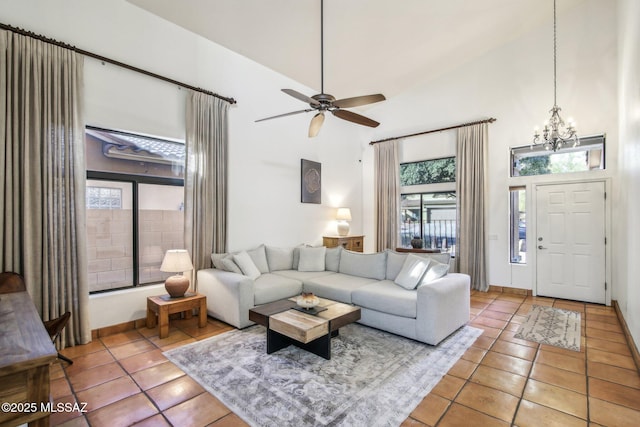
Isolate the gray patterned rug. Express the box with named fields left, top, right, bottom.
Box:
left=515, top=305, right=581, bottom=351
left=164, top=323, right=482, bottom=427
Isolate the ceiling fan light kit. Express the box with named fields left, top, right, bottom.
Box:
left=255, top=0, right=385, bottom=137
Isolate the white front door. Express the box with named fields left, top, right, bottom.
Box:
left=535, top=181, right=606, bottom=303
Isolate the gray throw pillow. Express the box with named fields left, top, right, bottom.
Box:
left=385, top=250, right=408, bottom=280
left=298, top=246, right=326, bottom=272
left=211, top=252, right=228, bottom=270
left=265, top=246, right=294, bottom=271
left=233, top=251, right=261, bottom=280
left=220, top=256, right=242, bottom=274
left=247, top=244, right=269, bottom=273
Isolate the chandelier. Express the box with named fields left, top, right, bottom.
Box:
left=532, top=0, right=578, bottom=152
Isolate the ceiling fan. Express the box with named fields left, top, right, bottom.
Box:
left=255, top=0, right=386, bottom=137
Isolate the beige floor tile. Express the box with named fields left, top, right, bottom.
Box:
left=455, top=382, right=519, bottom=422
left=514, top=399, right=587, bottom=427
left=523, top=379, right=587, bottom=420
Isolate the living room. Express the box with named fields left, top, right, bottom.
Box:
left=1, top=0, right=639, bottom=426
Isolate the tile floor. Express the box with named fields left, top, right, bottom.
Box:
left=49, top=291, right=640, bottom=426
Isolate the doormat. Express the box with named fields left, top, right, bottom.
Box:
left=164, top=323, right=482, bottom=426
left=515, top=305, right=581, bottom=351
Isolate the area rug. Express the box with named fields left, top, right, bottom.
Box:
left=164, top=323, right=482, bottom=427
left=515, top=305, right=581, bottom=351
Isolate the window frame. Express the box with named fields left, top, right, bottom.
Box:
left=510, top=134, right=605, bottom=177
left=86, top=170, right=184, bottom=293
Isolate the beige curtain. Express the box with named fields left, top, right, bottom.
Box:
left=0, top=30, right=91, bottom=346
left=185, top=91, right=230, bottom=284
left=374, top=140, right=400, bottom=251
left=455, top=123, right=488, bottom=291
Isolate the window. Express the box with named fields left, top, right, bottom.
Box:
left=509, top=187, right=526, bottom=264
left=85, top=126, right=185, bottom=293
left=400, top=157, right=456, bottom=186
left=511, top=135, right=605, bottom=177
left=400, top=192, right=456, bottom=253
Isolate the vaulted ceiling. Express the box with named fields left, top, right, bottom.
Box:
left=128, top=0, right=585, bottom=100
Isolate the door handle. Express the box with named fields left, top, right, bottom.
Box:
left=538, top=245, right=547, bottom=250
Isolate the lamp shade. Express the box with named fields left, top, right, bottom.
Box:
left=336, top=208, right=352, bottom=221
left=160, top=250, right=193, bottom=273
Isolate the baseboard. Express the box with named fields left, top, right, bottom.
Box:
left=612, top=300, right=640, bottom=374
left=488, top=285, right=532, bottom=296
left=91, top=317, right=147, bottom=339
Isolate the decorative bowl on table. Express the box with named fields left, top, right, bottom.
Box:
left=296, top=292, right=320, bottom=309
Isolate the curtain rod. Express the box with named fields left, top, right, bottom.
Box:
left=0, top=22, right=237, bottom=105
left=369, top=117, right=496, bottom=145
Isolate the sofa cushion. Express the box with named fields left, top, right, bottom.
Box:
left=339, top=250, right=387, bottom=280
left=298, top=246, right=326, bottom=272
left=352, top=280, right=417, bottom=318
left=254, top=273, right=303, bottom=305
left=265, top=246, right=294, bottom=271
left=394, top=254, right=431, bottom=289
left=303, top=273, right=378, bottom=303
left=420, top=259, right=450, bottom=284
left=325, top=246, right=342, bottom=272
left=247, top=245, right=270, bottom=273
left=385, top=250, right=407, bottom=280
left=233, top=251, right=261, bottom=279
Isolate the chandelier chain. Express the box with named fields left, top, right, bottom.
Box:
left=531, top=0, right=578, bottom=152
left=553, top=0, right=557, bottom=106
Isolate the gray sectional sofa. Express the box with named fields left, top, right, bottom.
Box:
left=197, top=245, right=470, bottom=345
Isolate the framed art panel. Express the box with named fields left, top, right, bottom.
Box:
left=301, top=159, right=321, bottom=204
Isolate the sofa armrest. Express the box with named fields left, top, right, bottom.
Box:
left=197, top=268, right=255, bottom=328
left=415, top=273, right=470, bottom=345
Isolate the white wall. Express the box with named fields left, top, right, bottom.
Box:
left=615, top=0, right=640, bottom=348
left=1, top=0, right=366, bottom=329
left=364, top=0, right=618, bottom=291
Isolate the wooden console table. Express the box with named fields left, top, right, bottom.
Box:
left=0, top=292, right=57, bottom=427
left=147, top=293, right=207, bottom=339
left=323, top=235, right=364, bottom=252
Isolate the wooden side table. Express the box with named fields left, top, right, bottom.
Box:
left=323, top=235, right=364, bottom=252
left=147, top=293, right=207, bottom=338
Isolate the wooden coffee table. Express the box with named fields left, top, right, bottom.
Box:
left=249, top=297, right=360, bottom=360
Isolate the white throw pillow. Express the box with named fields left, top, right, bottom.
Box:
left=233, top=251, right=261, bottom=280
left=421, top=259, right=450, bottom=285
left=297, top=246, right=326, bottom=272
left=394, top=254, right=431, bottom=289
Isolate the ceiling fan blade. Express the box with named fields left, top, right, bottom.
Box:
left=282, top=89, right=321, bottom=106
left=255, top=109, right=312, bottom=123
left=332, top=94, right=386, bottom=109
left=308, top=112, right=325, bottom=137
left=332, top=109, right=380, bottom=128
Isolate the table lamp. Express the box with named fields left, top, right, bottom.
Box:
left=336, top=207, right=352, bottom=236
left=160, top=249, right=194, bottom=298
